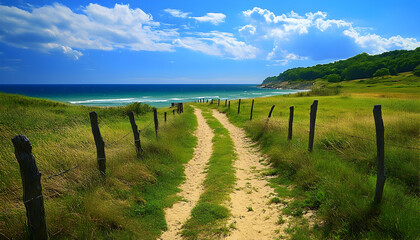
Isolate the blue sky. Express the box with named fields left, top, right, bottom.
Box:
left=0, top=0, right=419, bottom=84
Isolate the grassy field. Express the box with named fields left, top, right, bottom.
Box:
left=0, top=93, right=197, bottom=239
left=203, top=72, right=420, bottom=239
left=0, top=72, right=418, bottom=239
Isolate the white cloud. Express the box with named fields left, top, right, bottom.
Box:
left=242, top=7, right=420, bottom=61
left=164, top=8, right=190, bottom=18
left=239, top=24, right=256, bottom=36
left=0, top=66, right=16, bottom=71
left=0, top=3, right=177, bottom=59
left=192, top=13, right=226, bottom=25
left=174, top=31, right=257, bottom=60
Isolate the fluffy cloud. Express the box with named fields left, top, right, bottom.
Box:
left=241, top=7, right=420, bottom=61
left=164, top=9, right=226, bottom=25
left=164, top=8, right=190, bottom=18
left=174, top=31, right=257, bottom=59
left=192, top=13, right=226, bottom=25
left=0, top=3, right=177, bottom=59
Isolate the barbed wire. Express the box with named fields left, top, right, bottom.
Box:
left=43, top=165, right=80, bottom=181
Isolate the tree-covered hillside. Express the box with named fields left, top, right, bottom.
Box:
left=263, top=47, right=420, bottom=84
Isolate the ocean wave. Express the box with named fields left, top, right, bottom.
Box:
left=69, top=98, right=135, bottom=104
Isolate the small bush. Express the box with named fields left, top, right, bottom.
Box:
left=413, top=64, right=420, bottom=76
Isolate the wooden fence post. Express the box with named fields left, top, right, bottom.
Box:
left=181, top=103, right=184, bottom=113
left=218, top=99, right=220, bottom=106
left=268, top=105, right=275, bottom=118
left=173, top=109, right=175, bottom=115
left=308, top=100, right=318, bottom=152
left=89, top=111, right=106, bottom=175
left=237, top=99, right=241, bottom=114
left=228, top=101, right=230, bottom=109
left=373, top=105, right=386, bottom=204
left=128, top=111, right=143, bottom=158
left=12, top=135, right=48, bottom=240
left=154, top=108, right=159, bottom=138
left=225, top=99, right=227, bottom=107
left=250, top=99, right=255, bottom=120
left=164, top=112, right=167, bottom=123
left=288, top=106, right=294, bottom=141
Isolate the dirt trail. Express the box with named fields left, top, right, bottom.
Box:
left=160, top=107, right=214, bottom=240
left=212, top=109, right=281, bottom=240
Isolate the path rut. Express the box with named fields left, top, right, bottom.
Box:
left=160, top=107, right=214, bottom=240
left=212, top=109, right=281, bottom=240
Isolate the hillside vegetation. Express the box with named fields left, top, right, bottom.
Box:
left=262, top=48, right=420, bottom=87
left=0, top=94, right=197, bottom=239
left=208, top=72, right=420, bottom=239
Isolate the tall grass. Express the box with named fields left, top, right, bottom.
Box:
left=0, top=93, right=197, bottom=239
left=203, top=74, right=419, bottom=239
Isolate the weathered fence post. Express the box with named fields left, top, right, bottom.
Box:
left=308, top=100, right=318, bottom=152
left=268, top=105, right=275, bottom=118
left=12, top=135, right=48, bottom=240
left=164, top=112, right=167, bottom=123
left=373, top=105, right=385, bottom=204
left=218, top=99, right=220, bottom=106
left=206, top=99, right=208, bottom=103
left=181, top=103, right=184, bottom=113
left=288, top=106, right=294, bottom=141
left=228, top=101, right=230, bottom=109
left=154, top=108, right=159, bottom=138
left=211, top=99, right=214, bottom=104
left=237, top=99, right=241, bottom=114
left=250, top=99, right=255, bottom=120
left=89, top=111, right=106, bottom=175
left=128, top=111, right=143, bottom=158
left=225, top=99, right=227, bottom=107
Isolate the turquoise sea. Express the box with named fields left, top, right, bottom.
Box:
left=0, top=84, right=304, bottom=107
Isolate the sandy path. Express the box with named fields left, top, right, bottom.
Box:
left=212, top=109, right=280, bottom=240
left=160, top=107, right=214, bottom=240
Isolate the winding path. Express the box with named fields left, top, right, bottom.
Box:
left=212, top=109, right=281, bottom=240
left=160, top=107, right=214, bottom=240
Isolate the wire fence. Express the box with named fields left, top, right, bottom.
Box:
left=1, top=107, right=183, bottom=217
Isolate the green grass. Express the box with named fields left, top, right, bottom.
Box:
left=201, top=73, right=420, bottom=239
left=0, top=92, right=197, bottom=239
left=181, top=107, right=236, bottom=240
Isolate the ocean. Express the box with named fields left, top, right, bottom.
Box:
left=0, top=84, right=302, bottom=107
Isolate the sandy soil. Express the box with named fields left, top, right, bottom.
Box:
left=212, top=109, right=282, bottom=240
left=160, top=107, right=214, bottom=240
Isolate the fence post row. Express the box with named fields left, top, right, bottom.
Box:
left=128, top=111, right=143, bottom=158
left=288, top=106, right=294, bottom=141
left=237, top=99, right=241, bottom=114
left=373, top=105, right=386, bottom=204
left=153, top=108, right=159, bottom=138
left=250, top=99, right=255, bottom=120
left=308, top=100, right=318, bottom=152
left=12, top=135, right=48, bottom=240
left=89, top=111, right=106, bottom=175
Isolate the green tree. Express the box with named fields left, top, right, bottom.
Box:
left=413, top=64, right=420, bottom=77
left=373, top=68, right=391, bottom=78
left=324, top=74, right=341, bottom=83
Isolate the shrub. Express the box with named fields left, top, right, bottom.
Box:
left=413, top=64, right=420, bottom=76
left=373, top=68, right=390, bottom=78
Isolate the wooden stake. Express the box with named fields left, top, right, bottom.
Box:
left=128, top=111, right=143, bottom=158
left=12, top=135, right=48, bottom=240
left=288, top=106, right=294, bottom=141
left=373, top=105, right=386, bottom=204
left=237, top=99, right=241, bottom=114
left=250, top=99, right=254, bottom=120
left=153, top=108, right=159, bottom=138
left=89, top=111, right=106, bottom=175
left=308, top=100, right=318, bottom=152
